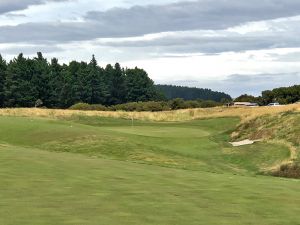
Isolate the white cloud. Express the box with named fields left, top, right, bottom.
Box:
left=0, top=0, right=300, bottom=96
left=121, top=48, right=300, bottom=82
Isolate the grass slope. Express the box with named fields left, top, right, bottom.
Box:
left=0, top=114, right=297, bottom=224
left=0, top=116, right=290, bottom=174
left=1, top=145, right=300, bottom=225
left=233, top=111, right=300, bottom=177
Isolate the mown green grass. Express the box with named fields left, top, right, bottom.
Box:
left=1, top=145, right=300, bottom=225
left=0, top=115, right=296, bottom=224
left=0, top=116, right=290, bottom=173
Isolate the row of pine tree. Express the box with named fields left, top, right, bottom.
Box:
left=155, top=85, right=232, bottom=102
left=0, top=53, right=163, bottom=108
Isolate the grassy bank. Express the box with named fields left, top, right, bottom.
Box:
left=233, top=110, right=300, bottom=177
left=1, top=107, right=300, bottom=224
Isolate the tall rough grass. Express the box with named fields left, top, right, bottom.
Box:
left=0, top=104, right=299, bottom=122
left=232, top=108, right=300, bottom=177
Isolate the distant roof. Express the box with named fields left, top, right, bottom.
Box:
left=234, top=102, right=251, bottom=105
left=234, top=102, right=258, bottom=106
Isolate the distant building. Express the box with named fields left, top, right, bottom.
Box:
left=233, top=102, right=258, bottom=107
left=267, top=102, right=280, bottom=107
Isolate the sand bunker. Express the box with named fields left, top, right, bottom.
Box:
left=230, top=139, right=260, bottom=147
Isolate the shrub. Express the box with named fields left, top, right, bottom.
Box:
left=69, top=103, right=107, bottom=111
left=169, top=98, right=186, bottom=110
left=110, top=102, right=140, bottom=112
left=70, top=99, right=220, bottom=112
left=199, top=100, right=221, bottom=108
left=184, top=100, right=201, bottom=109
left=272, top=163, right=300, bottom=179
left=110, top=101, right=170, bottom=112
left=141, top=101, right=169, bottom=112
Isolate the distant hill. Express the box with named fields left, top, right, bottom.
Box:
left=155, top=85, right=232, bottom=102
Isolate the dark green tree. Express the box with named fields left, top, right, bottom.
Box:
left=155, top=84, right=232, bottom=102
left=59, top=64, right=72, bottom=108
left=31, top=52, right=50, bottom=107
left=48, top=58, right=63, bottom=108
left=262, top=85, right=300, bottom=105
left=4, top=53, right=37, bottom=107
left=234, top=94, right=258, bottom=103
left=0, top=53, right=180, bottom=108
left=262, top=90, right=276, bottom=104
left=108, top=63, right=127, bottom=105
left=64, top=61, right=85, bottom=107
left=0, top=55, right=7, bottom=107
left=125, top=67, right=159, bottom=102
left=85, top=55, right=109, bottom=104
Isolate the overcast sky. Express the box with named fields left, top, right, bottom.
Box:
left=1, top=0, right=300, bottom=96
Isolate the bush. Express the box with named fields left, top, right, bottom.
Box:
left=199, top=100, right=221, bottom=108
left=69, top=103, right=107, bottom=111
left=70, top=99, right=221, bottom=112
left=141, top=101, right=170, bottom=112
left=272, top=163, right=300, bottom=179
left=110, top=101, right=170, bottom=112
left=110, top=102, right=140, bottom=112
left=169, top=98, right=186, bottom=110
left=183, top=100, right=201, bottom=109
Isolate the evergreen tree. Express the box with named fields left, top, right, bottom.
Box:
left=4, top=53, right=37, bottom=107
left=31, top=52, right=50, bottom=107
left=64, top=61, right=84, bottom=107
left=48, top=58, right=63, bottom=108
left=155, top=85, right=232, bottom=102
left=0, top=55, right=7, bottom=107
left=0, top=53, right=197, bottom=108
left=125, top=67, right=158, bottom=102
left=85, top=55, right=109, bottom=104
left=108, top=63, right=127, bottom=105
left=59, top=64, right=73, bottom=108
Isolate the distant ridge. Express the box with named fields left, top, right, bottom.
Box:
left=155, top=84, right=232, bottom=102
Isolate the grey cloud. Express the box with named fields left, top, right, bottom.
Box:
left=159, top=73, right=300, bottom=97
left=2, top=0, right=300, bottom=44
left=96, top=22, right=300, bottom=55
left=98, top=35, right=278, bottom=54
left=85, top=0, right=300, bottom=32
left=4, top=13, right=27, bottom=18
left=269, top=52, right=300, bottom=62
left=1, top=20, right=299, bottom=62
left=0, top=0, right=69, bottom=14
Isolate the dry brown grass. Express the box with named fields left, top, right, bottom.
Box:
left=0, top=104, right=299, bottom=122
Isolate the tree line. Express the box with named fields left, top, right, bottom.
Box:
left=235, top=85, right=300, bottom=105
left=0, top=53, right=163, bottom=108
left=155, top=84, right=232, bottom=102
